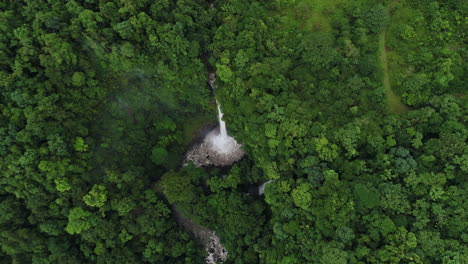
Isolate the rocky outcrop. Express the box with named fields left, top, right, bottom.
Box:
left=185, top=128, right=244, bottom=167
left=172, top=204, right=227, bottom=264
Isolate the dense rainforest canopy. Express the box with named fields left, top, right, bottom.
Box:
left=0, top=0, right=466, bottom=263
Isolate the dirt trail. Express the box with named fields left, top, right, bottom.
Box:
left=379, top=0, right=409, bottom=114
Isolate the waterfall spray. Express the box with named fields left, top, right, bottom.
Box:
left=184, top=74, right=244, bottom=167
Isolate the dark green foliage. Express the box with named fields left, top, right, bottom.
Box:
left=1, top=0, right=467, bottom=263
left=0, top=0, right=211, bottom=262
left=151, top=146, right=169, bottom=166
left=354, top=183, right=380, bottom=209
left=364, top=4, right=389, bottom=34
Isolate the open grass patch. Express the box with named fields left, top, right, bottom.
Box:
left=377, top=1, right=412, bottom=113
left=281, top=0, right=345, bottom=32
left=385, top=5, right=426, bottom=90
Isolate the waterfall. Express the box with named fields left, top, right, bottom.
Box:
left=258, top=180, right=274, bottom=195
left=206, top=81, right=241, bottom=155
left=184, top=73, right=244, bottom=167
left=216, top=101, right=228, bottom=138
left=209, top=100, right=241, bottom=154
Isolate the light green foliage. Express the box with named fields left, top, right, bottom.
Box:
left=151, top=146, right=168, bottom=165
left=159, top=168, right=202, bottom=204
left=335, top=124, right=361, bottom=157
left=292, top=183, right=313, bottom=210
left=314, top=137, right=339, bottom=162
left=111, top=197, right=136, bottom=216
left=379, top=183, right=410, bottom=214
left=401, top=74, right=430, bottom=105
left=72, top=72, right=86, bottom=86
left=265, top=123, right=277, bottom=138
left=83, top=185, right=108, bottom=208
left=207, top=166, right=241, bottom=193
left=119, top=228, right=133, bottom=243
left=400, top=25, right=416, bottom=40
left=216, top=64, right=233, bottom=82
left=74, top=137, right=88, bottom=152
left=65, top=207, right=98, bottom=234
left=54, top=177, right=72, bottom=192
left=0, top=0, right=466, bottom=263
left=321, top=243, right=348, bottom=264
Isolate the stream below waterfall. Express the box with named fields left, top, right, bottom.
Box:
left=171, top=204, right=227, bottom=264
left=174, top=74, right=274, bottom=264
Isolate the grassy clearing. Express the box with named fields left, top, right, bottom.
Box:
left=379, top=1, right=410, bottom=114
left=385, top=5, right=423, bottom=88
left=379, top=30, right=409, bottom=114
left=282, top=0, right=344, bottom=32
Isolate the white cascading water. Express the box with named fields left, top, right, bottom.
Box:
left=207, top=101, right=242, bottom=154
left=184, top=76, right=244, bottom=167
left=217, top=102, right=227, bottom=138
left=258, top=180, right=274, bottom=195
